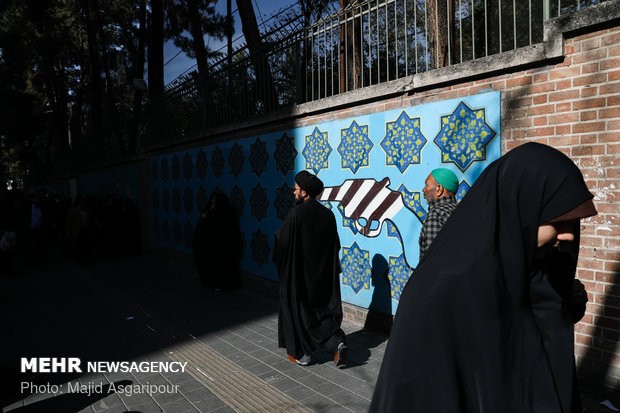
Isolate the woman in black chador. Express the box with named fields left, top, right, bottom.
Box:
left=192, top=192, right=241, bottom=290
left=370, top=143, right=597, bottom=413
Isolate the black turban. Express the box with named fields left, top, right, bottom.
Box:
left=295, top=170, right=324, bottom=198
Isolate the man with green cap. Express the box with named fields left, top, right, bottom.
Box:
left=419, top=168, right=459, bottom=260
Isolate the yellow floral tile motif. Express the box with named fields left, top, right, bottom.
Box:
left=456, top=180, right=471, bottom=203
left=338, top=120, right=372, bottom=174
left=341, top=242, right=372, bottom=294
left=303, top=127, right=332, bottom=175
left=434, top=102, right=496, bottom=172
left=381, top=111, right=427, bottom=173
left=388, top=254, right=412, bottom=301
left=397, top=184, right=427, bottom=223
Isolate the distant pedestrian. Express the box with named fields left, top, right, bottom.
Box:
left=192, top=192, right=241, bottom=291
left=272, top=171, right=347, bottom=366
left=370, top=143, right=597, bottom=413
left=418, top=168, right=459, bottom=261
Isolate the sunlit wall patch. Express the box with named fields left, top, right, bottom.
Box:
left=381, top=111, right=427, bottom=173
left=340, top=242, right=372, bottom=294
left=303, top=127, right=332, bottom=175
left=338, top=120, right=372, bottom=174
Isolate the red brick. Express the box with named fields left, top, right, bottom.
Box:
left=573, top=73, right=608, bottom=87
left=600, top=107, right=620, bottom=119
left=602, top=32, right=620, bottom=47
left=600, top=83, right=620, bottom=95
left=533, top=73, right=548, bottom=83
left=610, top=70, right=620, bottom=82
left=611, top=45, right=620, bottom=57
left=576, top=333, right=593, bottom=346
left=580, top=111, right=598, bottom=121
left=557, top=102, right=571, bottom=112
left=549, top=113, right=578, bottom=124
left=572, top=122, right=606, bottom=133
left=609, top=96, right=620, bottom=106
left=550, top=67, right=580, bottom=80
left=555, top=79, right=572, bottom=90
left=580, top=134, right=598, bottom=144
left=533, top=116, right=548, bottom=126
left=550, top=135, right=579, bottom=146
left=533, top=95, right=548, bottom=105
left=549, top=90, right=580, bottom=102
left=555, top=125, right=571, bottom=135
left=601, top=58, right=620, bottom=71
left=606, top=238, right=620, bottom=249
left=582, top=38, right=601, bottom=51
left=506, top=76, right=532, bottom=88
left=530, top=127, right=555, bottom=137
left=581, top=62, right=600, bottom=74
left=527, top=105, right=555, bottom=116
left=530, top=83, right=555, bottom=93
left=581, top=87, right=599, bottom=98
left=573, top=98, right=606, bottom=110
left=608, top=119, right=620, bottom=130
left=573, top=49, right=607, bottom=64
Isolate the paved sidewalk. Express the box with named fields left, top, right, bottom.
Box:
left=1, top=255, right=616, bottom=413
left=1, top=255, right=387, bottom=413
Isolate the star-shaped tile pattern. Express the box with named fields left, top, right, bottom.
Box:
left=211, top=146, right=225, bottom=178
left=381, top=112, right=427, bottom=173
left=251, top=229, right=270, bottom=266
left=183, top=153, right=193, bottom=180
left=456, top=179, right=471, bottom=203
left=196, top=149, right=208, bottom=178
left=250, top=183, right=269, bottom=222
left=230, top=185, right=246, bottom=216
left=274, top=132, right=297, bottom=176
left=161, top=188, right=170, bottom=212
left=318, top=200, right=333, bottom=211
left=340, top=242, right=372, bottom=294
left=338, top=121, right=372, bottom=174
left=228, top=142, right=244, bottom=177
left=196, top=186, right=208, bottom=213
left=397, top=184, right=427, bottom=223
left=434, top=102, right=496, bottom=172
left=274, top=183, right=294, bottom=220
left=386, top=220, right=402, bottom=243
left=388, top=253, right=412, bottom=301
left=183, top=186, right=194, bottom=214
left=249, top=138, right=269, bottom=177
left=172, top=188, right=181, bottom=214
left=303, top=127, right=332, bottom=175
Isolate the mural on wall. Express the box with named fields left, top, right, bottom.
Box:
left=150, top=91, right=500, bottom=315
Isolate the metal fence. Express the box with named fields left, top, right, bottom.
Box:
left=300, top=0, right=607, bottom=101
left=48, top=0, right=608, bottom=176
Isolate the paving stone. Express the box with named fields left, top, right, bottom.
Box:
left=129, top=401, right=164, bottom=412
left=283, top=384, right=318, bottom=402
left=299, top=393, right=336, bottom=411
left=91, top=393, right=124, bottom=411
left=191, top=394, right=227, bottom=412
left=183, top=387, right=216, bottom=404
left=328, top=389, right=362, bottom=405
left=160, top=397, right=196, bottom=413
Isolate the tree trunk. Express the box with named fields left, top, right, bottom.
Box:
left=427, top=0, right=450, bottom=69
left=187, top=0, right=209, bottom=77
left=149, top=0, right=165, bottom=144
left=236, top=0, right=279, bottom=112
left=83, top=0, right=103, bottom=130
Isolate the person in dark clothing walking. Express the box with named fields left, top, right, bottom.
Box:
left=418, top=168, right=459, bottom=260
left=370, top=143, right=597, bottom=413
left=272, top=171, right=347, bottom=367
left=192, top=192, right=241, bottom=291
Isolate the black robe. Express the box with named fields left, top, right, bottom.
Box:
left=192, top=196, right=241, bottom=290
left=273, top=198, right=344, bottom=359
left=370, top=143, right=594, bottom=413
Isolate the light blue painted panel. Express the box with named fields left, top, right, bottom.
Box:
left=150, top=91, right=501, bottom=315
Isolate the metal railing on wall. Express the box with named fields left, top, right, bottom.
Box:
left=48, top=0, right=609, bottom=177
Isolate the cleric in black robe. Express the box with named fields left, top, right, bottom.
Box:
left=272, top=171, right=347, bottom=366
left=192, top=192, right=241, bottom=290
left=369, top=143, right=597, bottom=412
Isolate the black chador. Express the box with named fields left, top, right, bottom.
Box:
left=273, top=171, right=346, bottom=364
left=370, top=143, right=597, bottom=413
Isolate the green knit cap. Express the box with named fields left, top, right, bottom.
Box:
left=431, top=168, right=459, bottom=193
